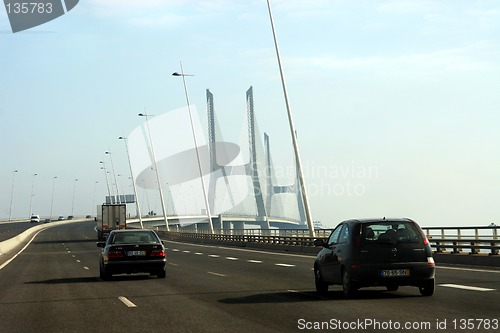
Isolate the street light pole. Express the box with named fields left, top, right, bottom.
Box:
left=8, top=170, right=18, bottom=221
left=119, top=136, right=143, bottom=229
left=105, top=150, right=121, bottom=204
left=138, top=110, right=169, bottom=231
left=29, top=173, right=37, bottom=217
left=100, top=161, right=112, bottom=201
left=266, top=0, right=315, bottom=237
left=71, top=178, right=78, bottom=216
left=172, top=63, right=214, bottom=233
left=49, top=176, right=57, bottom=221
left=92, top=181, right=98, bottom=217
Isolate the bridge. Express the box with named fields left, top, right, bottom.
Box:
left=0, top=219, right=499, bottom=333
left=2, top=68, right=498, bottom=333
left=125, top=87, right=307, bottom=232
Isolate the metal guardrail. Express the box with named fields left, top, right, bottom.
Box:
left=157, top=226, right=500, bottom=256
left=163, top=231, right=319, bottom=247
left=423, top=226, right=499, bottom=255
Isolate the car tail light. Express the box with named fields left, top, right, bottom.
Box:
left=417, top=224, right=430, bottom=245
left=150, top=250, right=165, bottom=257
left=427, top=257, right=435, bottom=267
left=108, top=250, right=124, bottom=258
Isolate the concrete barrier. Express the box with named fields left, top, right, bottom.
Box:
left=0, top=220, right=85, bottom=256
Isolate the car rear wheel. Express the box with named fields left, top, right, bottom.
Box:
left=314, top=268, right=328, bottom=295
left=156, top=268, right=166, bottom=278
left=342, top=269, right=356, bottom=298
left=100, top=261, right=111, bottom=280
left=419, top=279, right=435, bottom=296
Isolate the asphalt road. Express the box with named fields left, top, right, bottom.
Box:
left=0, top=221, right=499, bottom=333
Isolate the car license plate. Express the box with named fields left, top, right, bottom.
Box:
left=127, top=250, right=145, bottom=256
left=381, top=269, right=410, bottom=277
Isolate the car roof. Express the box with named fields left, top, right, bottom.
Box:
left=341, top=217, right=415, bottom=224
left=110, top=229, right=156, bottom=234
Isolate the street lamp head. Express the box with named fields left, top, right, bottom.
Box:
left=105, top=151, right=111, bottom=155
left=119, top=136, right=126, bottom=140
left=172, top=72, right=194, bottom=77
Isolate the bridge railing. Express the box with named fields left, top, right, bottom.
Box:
left=423, top=226, right=499, bottom=255
left=162, top=229, right=321, bottom=247
left=157, top=226, right=500, bottom=255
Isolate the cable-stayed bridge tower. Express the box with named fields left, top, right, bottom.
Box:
left=205, top=86, right=305, bottom=229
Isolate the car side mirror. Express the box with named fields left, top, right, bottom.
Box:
left=313, top=238, right=327, bottom=247
left=96, top=241, right=105, bottom=248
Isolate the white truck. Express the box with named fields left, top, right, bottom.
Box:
left=96, top=204, right=126, bottom=241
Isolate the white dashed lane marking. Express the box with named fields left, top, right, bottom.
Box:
left=169, top=248, right=295, bottom=268
left=118, top=296, right=137, bottom=308
left=439, top=284, right=495, bottom=292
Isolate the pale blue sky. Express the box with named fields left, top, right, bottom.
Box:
left=1, top=0, right=499, bottom=227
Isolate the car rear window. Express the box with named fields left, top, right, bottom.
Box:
left=111, top=232, right=158, bottom=244
left=361, top=222, right=422, bottom=244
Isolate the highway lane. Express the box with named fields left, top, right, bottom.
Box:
left=0, top=221, right=499, bottom=333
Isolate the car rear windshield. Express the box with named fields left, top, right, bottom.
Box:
left=361, top=222, right=423, bottom=244
left=111, top=232, right=159, bottom=244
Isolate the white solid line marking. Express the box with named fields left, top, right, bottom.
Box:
left=275, top=263, right=295, bottom=267
left=226, top=257, right=238, bottom=260
left=207, top=272, right=226, bottom=277
left=208, top=255, right=220, bottom=258
left=439, top=284, right=495, bottom=292
left=248, top=260, right=262, bottom=263
left=118, top=296, right=137, bottom=308
left=0, top=229, right=45, bottom=270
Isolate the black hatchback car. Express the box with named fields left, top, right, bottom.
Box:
left=97, top=229, right=166, bottom=280
left=314, top=218, right=435, bottom=297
